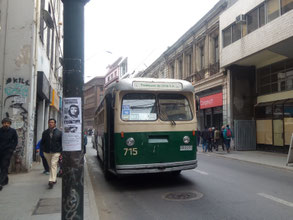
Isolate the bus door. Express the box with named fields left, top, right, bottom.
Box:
left=105, top=94, right=115, bottom=170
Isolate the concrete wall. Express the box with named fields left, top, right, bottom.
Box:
left=220, top=0, right=293, bottom=67
left=230, top=65, right=255, bottom=121
left=0, top=0, right=36, bottom=171
left=0, top=0, right=63, bottom=171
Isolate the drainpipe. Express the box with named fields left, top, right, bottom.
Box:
left=61, top=0, right=90, bottom=219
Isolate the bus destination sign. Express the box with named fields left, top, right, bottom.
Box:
left=133, top=81, right=183, bottom=90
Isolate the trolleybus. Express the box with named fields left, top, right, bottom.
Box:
left=93, top=78, right=198, bottom=178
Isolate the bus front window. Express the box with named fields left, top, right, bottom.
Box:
left=121, top=93, right=157, bottom=121
left=158, top=94, right=193, bottom=121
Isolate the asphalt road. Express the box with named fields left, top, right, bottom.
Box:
left=86, top=143, right=293, bottom=220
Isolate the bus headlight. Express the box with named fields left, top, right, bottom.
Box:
left=183, top=136, right=190, bottom=144
left=126, top=137, right=135, bottom=146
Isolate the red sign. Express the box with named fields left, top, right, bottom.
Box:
left=200, top=92, right=222, bottom=109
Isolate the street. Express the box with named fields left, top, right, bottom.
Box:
left=86, top=138, right=293, bottom=220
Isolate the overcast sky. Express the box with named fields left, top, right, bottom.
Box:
left=84, top=0, right=219, bottom=82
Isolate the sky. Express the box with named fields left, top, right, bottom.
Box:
left=84, top=0, right=219, bottom=82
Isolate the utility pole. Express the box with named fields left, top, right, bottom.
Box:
left=61, top=0, right=90, bottom=219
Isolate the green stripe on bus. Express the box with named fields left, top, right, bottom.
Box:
left=114, top=131, right=198, bottom=165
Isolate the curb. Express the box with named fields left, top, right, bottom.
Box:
left=85, top=158, right=99, bottom=220
left=198, top=150, right=293, bottom=172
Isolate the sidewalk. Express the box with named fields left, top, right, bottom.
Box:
left=197, top=146, right=293, bottom=172
left=0, top=157, right=99, bottom=220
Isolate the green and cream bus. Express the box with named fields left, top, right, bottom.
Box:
left=93, top=78, right=198, bottom=178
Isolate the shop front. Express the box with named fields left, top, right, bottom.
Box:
left=255, top=58, right=293, bottom=152
left=255, top=98, right=293, bottom=151
left=200, top=92, right=223, bottom=130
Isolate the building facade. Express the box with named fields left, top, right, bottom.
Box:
left=0, top=0, right=63, bottom=171
left=104, top=57, right=128, bottom=88
left=83, top=77, right=105, bottom=132
left=140, top=0, right=236, bottom=131
left=220, top=0, right=293, bottom=151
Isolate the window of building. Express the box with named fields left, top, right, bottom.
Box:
left=46, top=5, right=51, bottom=58
left=223, top=1, right=293, bottom=47
left=267, top=0, right=280, bottom=22
left=232, top=23, right=242, bottom=42
left=247, top=8, right=258, bottom=34
left=200, top=46, right=204, bottom=70
left=282, top=0, right=293, bottom=13
left=259, top=4, right=266, bottom=27
left=170, top=64, right=175, bottom=78
left=214, top=36, right=219, bottom=63
left=178, top=59, right=183, bottom=79
left=257, top=59, right=293, bottom=95
left=39, top=0, right=45, bottom=43
left=187, top=54, right=192, bottom=75
left=50, top=29, right=55, bottom=69
left=223, top=26, right=232, bottom=47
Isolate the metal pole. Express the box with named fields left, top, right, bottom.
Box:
left=61, top=0, right=89, bottom=219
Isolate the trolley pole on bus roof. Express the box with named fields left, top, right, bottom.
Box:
left=61, top=0, right=90, bottom=219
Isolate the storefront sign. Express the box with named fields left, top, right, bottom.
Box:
left=37, top=71, right=50, bottom=101
left=50, top=89, right=60, bottom=110
left=200, top=92, right=223, bottom=109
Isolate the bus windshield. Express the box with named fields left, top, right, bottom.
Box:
left=121, top=93, right=157, bottom=121
left=158, top=94, right=193, bottom=121
left=121, top=93, right=193, bottom=121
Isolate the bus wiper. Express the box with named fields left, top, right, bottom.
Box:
left=158, top=111, right=176, bottom=126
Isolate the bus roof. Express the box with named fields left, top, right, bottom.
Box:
left=105, top=78, right=194, bottom=96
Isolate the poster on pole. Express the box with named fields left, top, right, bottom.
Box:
left=62, top=97, right=82, bottom=151
left=287, top=134, right=293, bottom=166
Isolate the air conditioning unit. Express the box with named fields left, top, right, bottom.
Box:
left=236, top=14, right=246, bottom=23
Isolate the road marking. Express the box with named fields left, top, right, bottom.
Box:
left=257, top=193, right=293, bottom=207
left=193, top=169, right=209, bottom=175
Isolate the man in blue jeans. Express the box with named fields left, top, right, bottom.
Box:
left=202, top=127, right=209, bottom=152
left=223, top=125, right=233, bottom=153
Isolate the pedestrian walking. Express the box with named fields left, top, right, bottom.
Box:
left=201, top=127, right=209, bottom=152
left=0, top=118, right=18, bottom=191
left=214, top=127, right=220, bottom=151
left=83, top=131, right=87, bottom=154
left=35, top=139, right=49, bottom=175
left=220, top=125, right=226, bottom=151
left=207, top=127, right=214, bottom=152
left=40, top=119, right=62, bottom=189
left=223, top=125, right=233, bottom=153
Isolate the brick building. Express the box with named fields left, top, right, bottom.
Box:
left=83, top=77, right=105, bottom=132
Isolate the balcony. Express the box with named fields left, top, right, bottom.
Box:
left=185, top=68, right=206, bottom=83
left=209, top=62, right=219, bottom=76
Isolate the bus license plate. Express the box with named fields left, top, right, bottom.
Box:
left=180, top=145, right=193, bottom=151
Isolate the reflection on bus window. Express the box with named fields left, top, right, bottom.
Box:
left=158, top=94, right=193, bottom=121
left=121, top=93, right=157, bottom=121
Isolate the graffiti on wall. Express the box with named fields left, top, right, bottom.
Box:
left=4, top=77, right=30, bottom=161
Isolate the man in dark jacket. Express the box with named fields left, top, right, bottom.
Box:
left=0, top=118, right=18, bottom=191
left=41, top=118, right=62, bottom=189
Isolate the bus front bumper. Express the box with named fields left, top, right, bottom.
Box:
left=115, top=160, right=197, bottom=174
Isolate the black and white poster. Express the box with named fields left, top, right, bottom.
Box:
left=62, top=97, right=82, bottom=151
